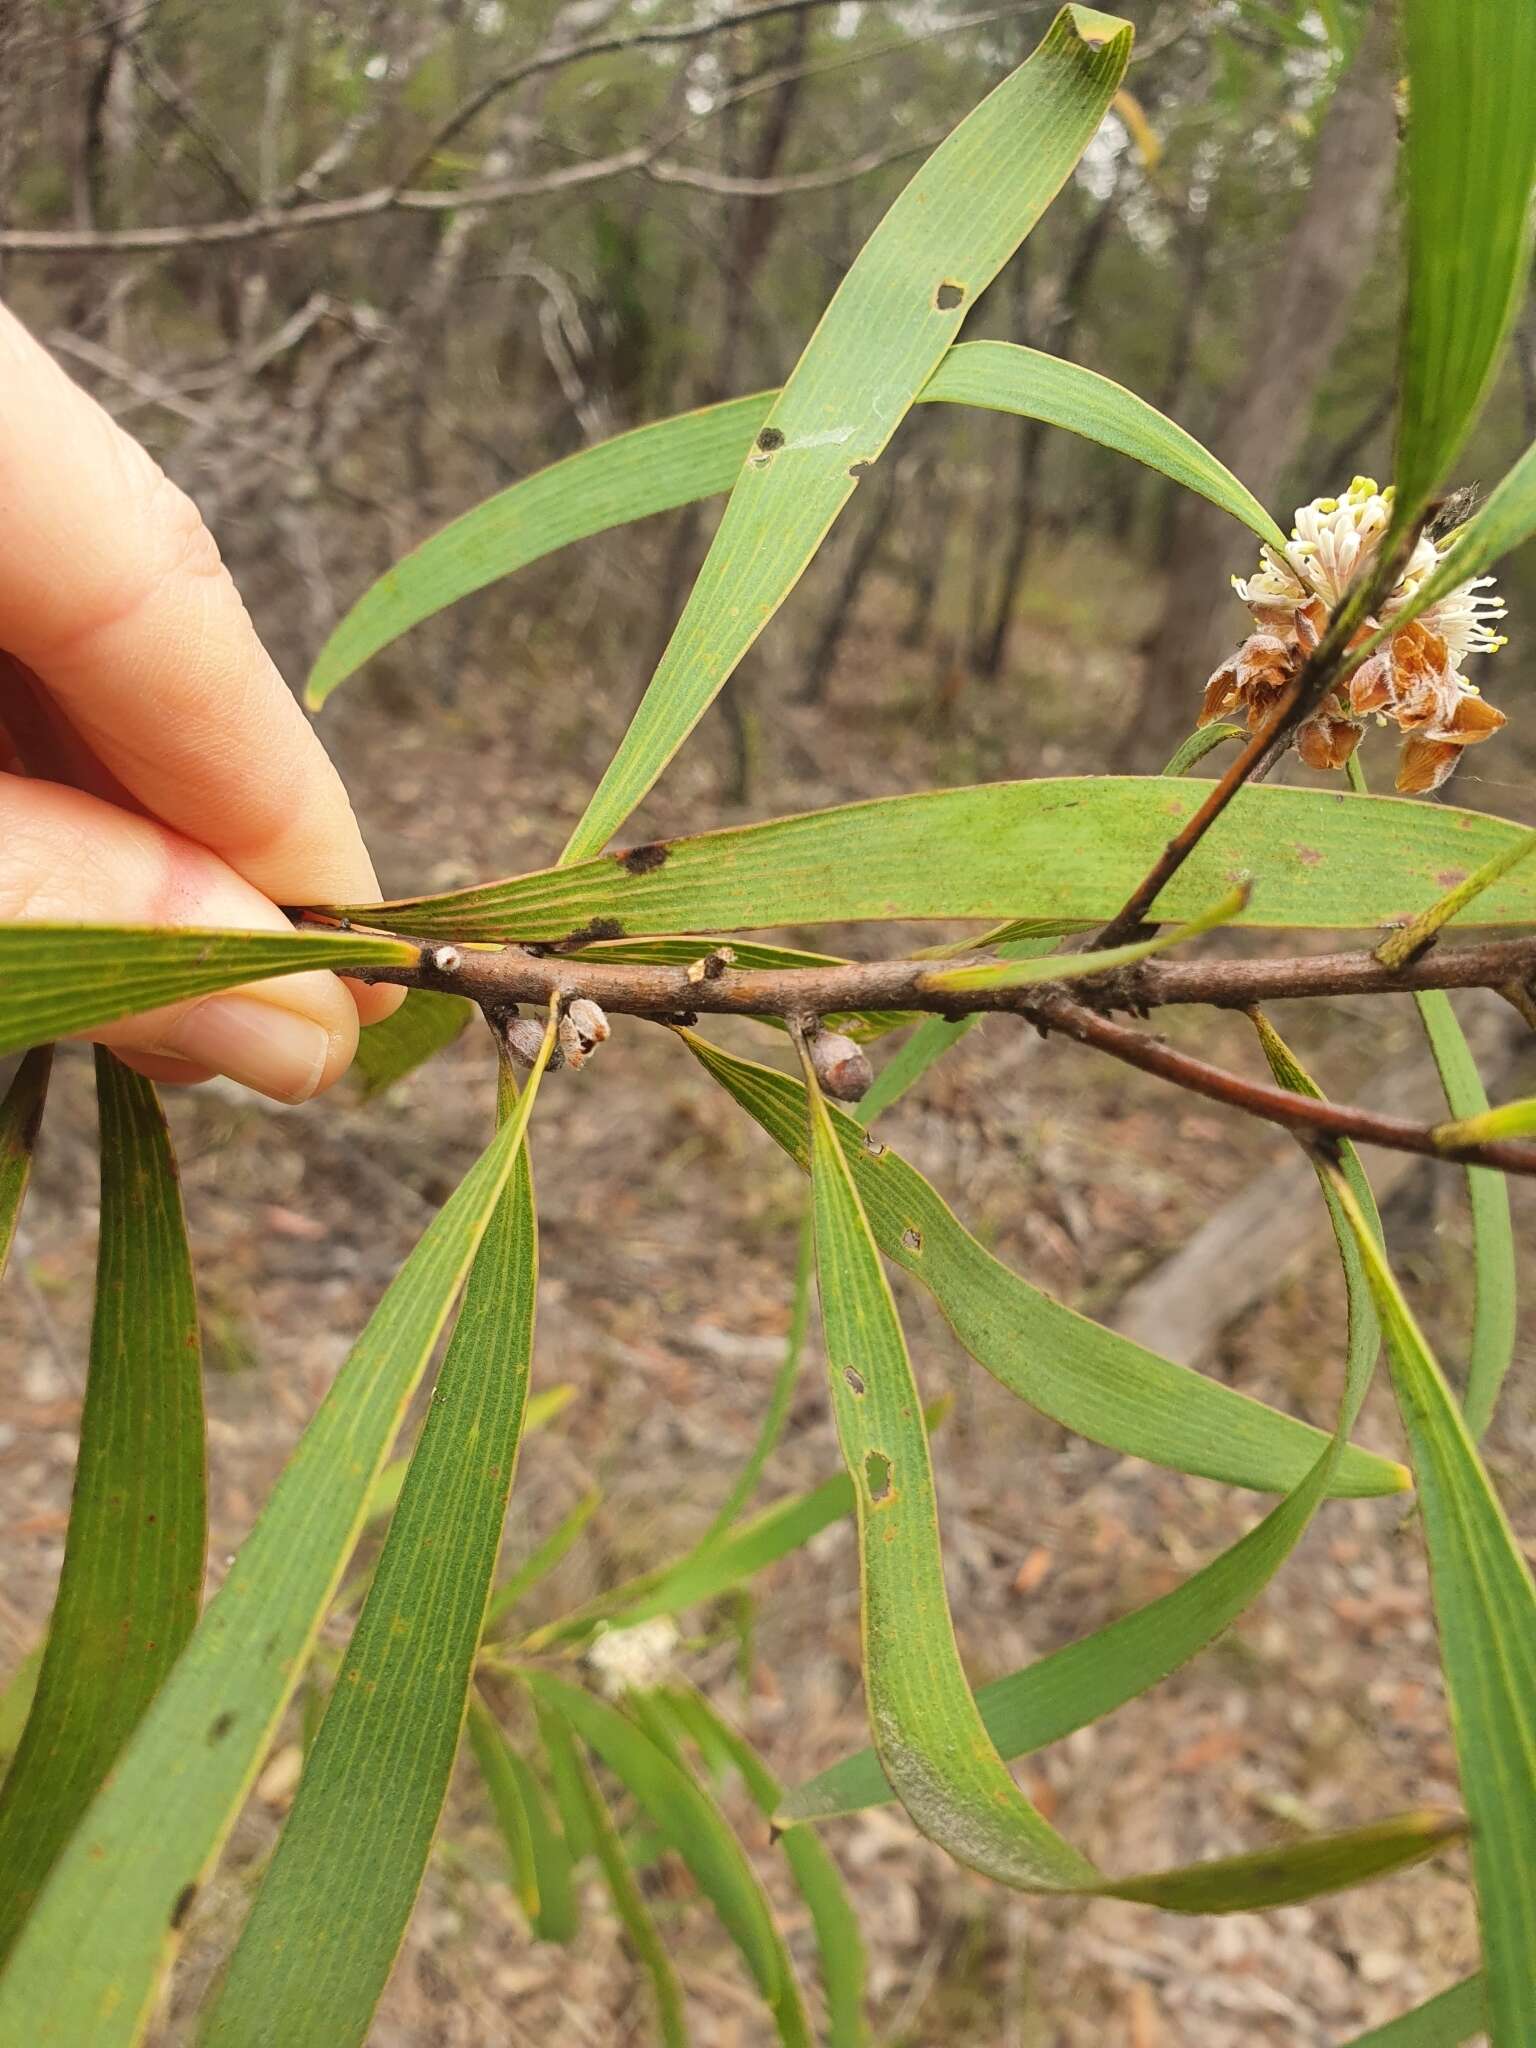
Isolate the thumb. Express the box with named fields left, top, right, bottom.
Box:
left=3, top=775, right=362, bottom=1102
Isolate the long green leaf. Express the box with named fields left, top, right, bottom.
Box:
left=1327, top=1167, right=1536, bottom=2048
left=0, top=1046, right=51, bottom=1284
left=1435, top=1096, right=1536, bottom=1146
left=0, top=925, right=414, bottom=1056
left=336, top=780, right=1536, bottom=941
left=525, top=1674, right=812, bottom=2046
left=1093, top=1811, right=1459, bottom=1913
left=660, top=1687, right=867, bottom=2048
left=919, top=341, right=1283, bottom=547
left=305, top=392, right=776, bottom=708
left=1342, top=1977, right=1486, bottom=2047
left=204, top=1043, right=550, bottom=2048
left=924, top=882, right=1247, bottom=994
left=1394, top=0, right=1536, bottom=518
left=785, top=1011, right=1384, bottom=1826
left=683, top=1033, right=1405, bottom=1499
left=802, top=1036, right=1097, bottom=1886
left=0, top=1051, right=548, bottom=2047
left=485, top=1487, right=603, bottom=1628
left=487, top=1710, right=578, bottom=1944
left=467, top=1698, right=540, bottom=1922
left=559, top=8, right=1132, bottom=862
left=350, top=987, right=475, bottom=1098
left=565, top=1734, right=688, bottom=2047
left=304, top=329, right=1281, bottom=712
left=1414, top=992, right=1516, bottom=1439
left=0, top=1053, right=204, bottom=1962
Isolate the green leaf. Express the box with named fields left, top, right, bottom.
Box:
left=783, top=1011, right=1383, bottom=1830
left=920, top=342, right=1284, bottom=547
left=364, top=1382, right=572, bottom=1527
left=923, top=882, right=1248, bottom=994
left=0, top=1046, right=51, bottom=1285
left=467, top=1698, right=540, bottom=1922
left=522, top=1467, right=859, bottom=1651
left=475, top=1702, right=579, bottom=1943
left=1394, top=0, right=1536, bottom=518
left=564, top=1733, right=687, bottom=2046
left=485, top=1487, right=603, bottom=1628
left=0, top=1030, right=554, bottom=2048
left=1414, top=992, right=1516, bottom=1439
left=558, top=8, right=1132, bottom=862
left=339, top=779, right=1536, bottom=941
left=350, top=987, right=474, bottom=1097
left=1094, top=1810, right=1460, bottom=1912
left=0, top=1645, right=44, bottom=1777
left=683, top=1033, right=1405, bottom=1500
left=203, top=1049, right=549, bottom=2048
left=305, top=392, right=776, bottom=708
left=802, top=1035, right=1096, bottom=1887
left=659, top=1687, right=867, bottom=2048
left=525, top=1674, right=812, bottom=2046
left=305, top=329, right=1280, bottom=713
left=1160, top=722, right=1245, bottom=776
left=698, top=1213, right=815, bottom=1545
left=0, top=924, right=415, bottom=1056
left=0, top=1052, right=205, bottom=1962
left=1326, top=1165, right=1536, bottom=2048
left=1434, top=1095, right=1536, bottom=1146
left=1342, top=1977, right=1486, bottom=2047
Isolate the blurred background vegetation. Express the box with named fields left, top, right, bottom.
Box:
left=4, top=0, right=1532, bottom=809
left=4, top=5, right=1535, bottom=2042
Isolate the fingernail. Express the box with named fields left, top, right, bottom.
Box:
left=159, top=997, right=331, bottom=1104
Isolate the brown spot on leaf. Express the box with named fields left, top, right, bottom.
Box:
left=620, top=840, right=670, bottom=876
left=1436, top=869, right=1468, bottom=889
left=935, top=281, right=965, bottom=310
left=557, top=917, right=626, bottom=952
left=864, top=1450, right=893, bottom=1502
left=170, top=1884, right=197, bottom=1930
left=1295, top=846, right=1323, bottom=866
left=755, top=426, right=785, bottom=452
left=844, top=1367, right=866, bottom=1395
left=208, top=1711, right=236, bottom=1744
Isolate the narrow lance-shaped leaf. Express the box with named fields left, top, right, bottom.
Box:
left=333, top=779, right=1536, bottom=941
left=1326, top=1165, right=1536, bottom=2048
left=559, top=8, right=1132, bottom=862
left=204, top=1035, right=553, bottom=2048
left=919, top=341, right=1282, bottom=546
left=660, top=1686, right=868, bottom=2048
left=485, top=1486, right=603, bottom=1628
left=467, top=1699, right=540, bottom=1923
left=682, top=1032, right=1405, bottom=1500
left=306, top=335, right=1280, bottom=710
left=0, top=1053, right=205, bottom=1961
left=468, top=1702, right=578, bottom=1944
left=801, top=1030, right=1096, bottom=1888
left=563, top=1730, right=688, bottom=2048
left=785, top=1010, right=1385, bottom=1826
left=1342, top=1977, right=1487, bottom=2048
left=525, top=1673, right=813, bottom=2047
left=1393, top=0, right=1536, bottom=521
left=0, top=924, right=414, bottom=1056
left=924, top=882, right=1248, bottom=994
left=799, top=1040, right=1448, bottom=1909
left=0, top=1045, right=50, bottom=1285
left=350, top=987, right=475, bottom=1098
left=0, top=1030, right=554, bottom=2048
left=1413, top=991, right=1516, bottom=1439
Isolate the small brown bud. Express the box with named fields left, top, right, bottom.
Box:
left=558, top=997, right=611, bottom=1071
left=807, top=1026, right=874, bottom=1103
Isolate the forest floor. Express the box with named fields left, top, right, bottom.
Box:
left=4, top=543, right=1533, bottom=2046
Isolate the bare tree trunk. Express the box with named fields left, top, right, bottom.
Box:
left=976, top=170, right=1122, bottom=679
left=1114, top=10, right=1398, bottom=768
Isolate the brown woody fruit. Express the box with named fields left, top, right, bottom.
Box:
left=807, top=1025, right=874, bottom=1103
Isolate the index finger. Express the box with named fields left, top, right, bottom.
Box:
left=0, top=300, right=381, bottom=912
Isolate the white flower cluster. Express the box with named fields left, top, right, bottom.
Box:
left=584, top=1616, right=680, bottom=1699
left=1201, top=476, right=1508, bottom=792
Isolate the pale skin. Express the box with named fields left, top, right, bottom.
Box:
left=0, top=301, right=403, bottom=1101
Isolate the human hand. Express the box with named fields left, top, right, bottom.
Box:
left=0, top=302, right=402, bottom=1102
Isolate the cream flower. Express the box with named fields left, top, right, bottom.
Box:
left=1201, top=476, right=1508, bottom=792
left=585, top=1617, right=680, bottom=1699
